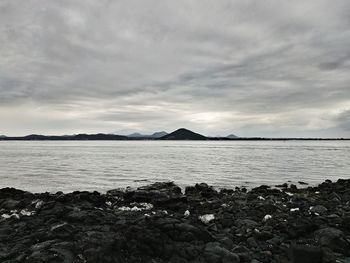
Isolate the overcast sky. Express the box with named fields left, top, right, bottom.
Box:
left=1, top=0, right=350, bottom=137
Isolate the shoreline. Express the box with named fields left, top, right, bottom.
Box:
left=1, top=180, right=350, bottom=262
left=1, top=138, right=350, bottom=141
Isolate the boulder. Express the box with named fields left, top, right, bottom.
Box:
left=310, top=205, right=328, bottom=215
left=315, top=228, right=350, bottom=255
left=290, top=244, right=322, bottom=263
left=204, top=242, right=240, bottom=263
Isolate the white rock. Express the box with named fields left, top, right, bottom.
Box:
left=290, top=208, right=299, bottom=212
left=285, top=192, right=294, bottom=196
left=20, top=209, right=35, bottom=216
left=198, top=214, right=215, bottom=224
left=118, top=206, right=137, bottom=211
left=257, top=196, right=265, bottom=200
left=35, top=200, right=44, bottom=209
left=263, top=214, right=272, bottom=221
left=184, top=210, right=190, bottom=217
left=1, top=214, right=11, bottom=219
left=139, top=203, right=153, bottom=210
left=130, top=206, right=142, bottom=211
left=118, top=202, right=153, bottom=211
left=105, top=201, right=112, bottom=207
left=1, top=213, right=19, bottom=219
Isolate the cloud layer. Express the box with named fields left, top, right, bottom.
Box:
left=1, top=0, right=350, bottom=137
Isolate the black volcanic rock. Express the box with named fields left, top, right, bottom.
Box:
left=159, top=128, right=207, bottom=140
left=1, top=179, right=350, bottom=262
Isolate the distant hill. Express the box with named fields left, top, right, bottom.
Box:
left=226, top=134, right=238, bottom=139
left=1, top=133, right=128, bottom=140
left=71, top=134, right=128, bottom=140
left=128, top=133, right=144, bottom=138
left=151, top=131, right=168, bottom=138
left=159, top=128, right=207, bottom=140
left=127, top=131, right=168, bottom=139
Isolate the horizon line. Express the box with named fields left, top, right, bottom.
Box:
left=0, top=127, right=349, bottom=140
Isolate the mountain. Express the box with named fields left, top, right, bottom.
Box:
left=159, top=128, right=207, bottom=140
left=128, top=133, right=144, bottom=138
left=226, top=134, right=238, bottom=139
left=127, top=131, right=168, bottom=138
left=2, top=133, right=128, bottom=140
left=150, top=131, right=168, bottom=138
left=71, top=134, right=128, bottom=140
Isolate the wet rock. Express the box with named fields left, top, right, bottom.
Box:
left=290, top=184, right=298, bottom=190
left=219, top=237, right=234, bottom=250
left=232, top=245, right=252, bottom=262
left=315, top=227, right=350, bottom=255
left=0, top=188, right=30, bottom=199
left=341, top=216, right=350, bottom=231
left=124, top=182, right=184, bottom=207
left=1, top=199, right=20, bottom=210
left=186, top=183, right=217, bottom=198
left=247, top=237, right=258, bottom=247
left=275, top=183, right=288, bottom=188
left=235, top=219, right=258, bottom=228
left=49, top=223, right=75, bottom=239
left=290, top=244, right=322, bottom=263
left=298, top=181, right=309, bottom=185
left=254, top=230, right=274, bottom=241
left=310, top=205, right=328, bottom=215
left=204, top=242, right=240, bottom=263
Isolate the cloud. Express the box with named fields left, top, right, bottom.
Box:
left=334, top=109, right=350, bottom=131
left=0, top=0, right=350, bottom=136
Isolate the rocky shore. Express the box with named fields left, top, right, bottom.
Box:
left=1, top=180, right=350, bottom=263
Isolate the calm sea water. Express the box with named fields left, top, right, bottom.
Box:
left=0, top=141, right=349, bottom=193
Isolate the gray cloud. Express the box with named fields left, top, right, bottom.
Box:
left=334, top=109, right=350, bottom=131
left=0, top=0, right=350, bottom=137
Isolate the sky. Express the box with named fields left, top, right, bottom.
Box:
left=0, top=0, right=350, bottom=137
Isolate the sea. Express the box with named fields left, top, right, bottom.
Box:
left=0, top=140, right=349, bottom=193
